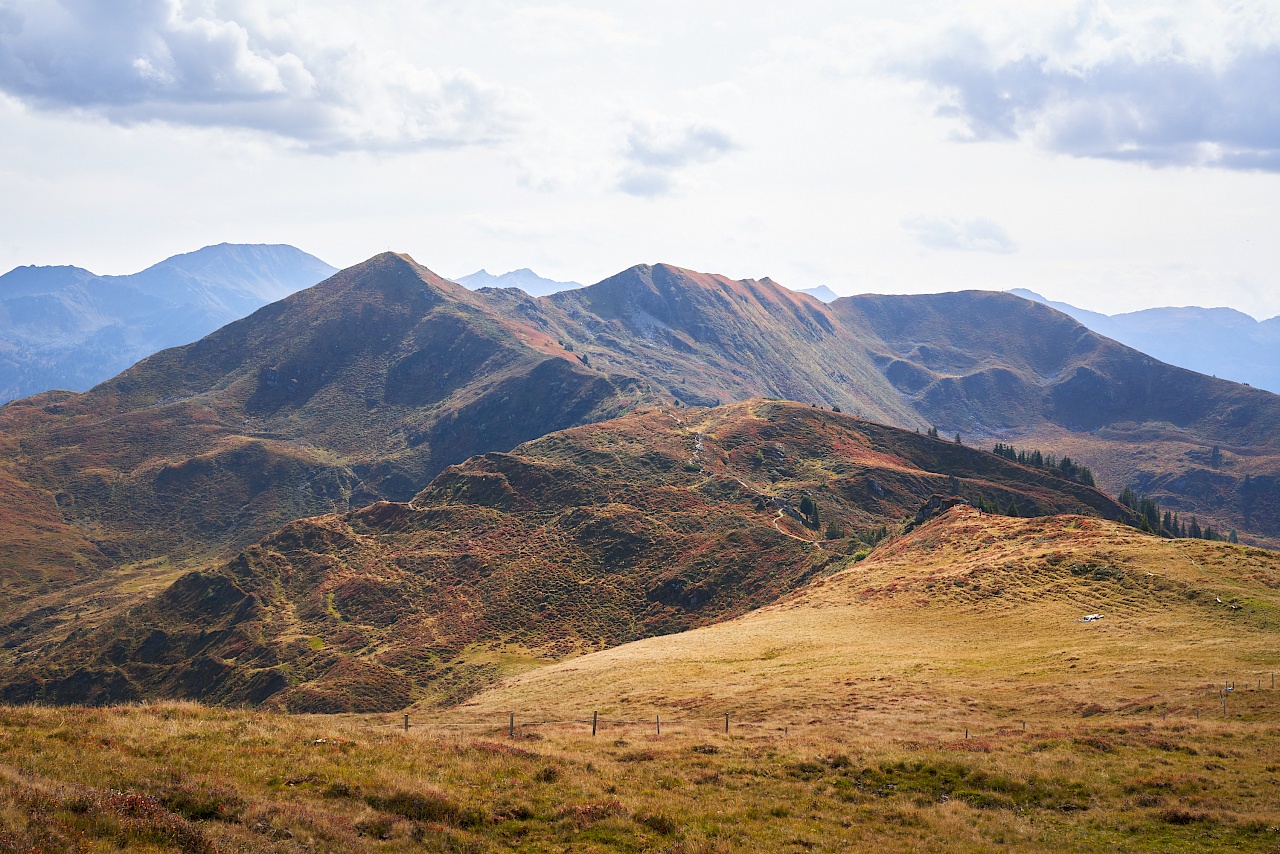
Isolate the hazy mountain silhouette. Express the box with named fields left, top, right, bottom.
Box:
left=454, top=268, right=582, bottom=297
left=0, top=243, right=336, bottom=403
left=1011, top=288, right=1280, bottom=395
left=794, top=284, right=839, bottom=303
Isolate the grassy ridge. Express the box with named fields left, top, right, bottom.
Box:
left=0, top=402, right=1135, bottom=710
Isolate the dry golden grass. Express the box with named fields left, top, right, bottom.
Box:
left=456, top=509, right=1280, bottom=728
left=3, top=508, right=1278, bottom=851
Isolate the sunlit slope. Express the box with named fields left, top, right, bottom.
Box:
left=459, top=507, right=1280, bottom=725
left=0, top=401, right=1135, bottom=710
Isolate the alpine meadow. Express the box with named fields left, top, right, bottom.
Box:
left=2, top=2, right=1280, bottom=852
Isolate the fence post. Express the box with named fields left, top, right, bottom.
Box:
left=965, top=727, right=969, bottom=740
left=657, top=715, right=661, bottom=736
left=592, top=711, right=598, bottom=737
left=725, top=713, right=729, bottom=734
left=510, top=713, right=514, bottom=738
left=404, top=714, right=409, bottom=732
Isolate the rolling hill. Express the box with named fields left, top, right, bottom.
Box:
left=0, top=255, right=929, bottom=609
left=458, top=504, right=1280, bottom=729
left=1, top=508, right=1278, bottom=852
left=1, top=252, right=1278, bottom=615
left=0, top=243, right=336, bottom=403
left=0, top=400, right=1137, bottom=709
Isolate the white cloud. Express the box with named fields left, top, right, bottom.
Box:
left=907, top=3, right=1280, bottom=171
left=0, top=0, right=525, bottom=151
left=903, top=216, right=1017, bottom=254
left=617, top=117, right=739, bottom=197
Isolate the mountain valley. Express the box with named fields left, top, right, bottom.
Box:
left=0, top=251, right=1278, bottom=852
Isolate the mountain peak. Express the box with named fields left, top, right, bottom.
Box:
left=0, top=264, right=98, bottom=297
left=454, top=267, right=582, bottom=297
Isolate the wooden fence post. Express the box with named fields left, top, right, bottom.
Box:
left=725, top=713, right=730, bottom=734
left=510, top=713, right=514, bottom=738
left=404, top=714, right=409, bottom=732
left=657, top=715, right=661, bottom=736
left=592, top=711, right=598, bottom=737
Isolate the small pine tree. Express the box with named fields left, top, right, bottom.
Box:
left=927, top=426, right=940, bottom=439
left=954, top=433, right=962, bottom=445
left=1228, top=528, right=1239, bottom=544
left=1188, top=517, right=1203, bottom=539
left=1119, top=486, right=1137, bottom=510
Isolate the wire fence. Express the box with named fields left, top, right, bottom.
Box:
left=358, top=677, right=1280, bottom=738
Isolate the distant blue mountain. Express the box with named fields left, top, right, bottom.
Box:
left=453, top=268, right=582, bottom=297
left=794, top=284, right=839, bottom=303
left=1010, top=288, right=1280, bottom=394
left=0, top=244, right=336, bottom=403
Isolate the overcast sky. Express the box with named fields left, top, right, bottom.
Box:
left=1, top=0, right=1278, bottom=317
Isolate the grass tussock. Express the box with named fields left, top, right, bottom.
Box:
left=1, top=702, right=1280, bottom=851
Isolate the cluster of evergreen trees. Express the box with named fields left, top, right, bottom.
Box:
left=1118, top=487, right=1238, bottom=543
left=991, top=443, right=1096, bottom=487
left=971, top=494, right=1027, bottom=517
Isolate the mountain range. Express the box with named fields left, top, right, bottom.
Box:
left=1011, top=288, right=1280, bottom=395
left=0, top=243, right=336, bottom=404
left=453, top=268, right=582, bottom=296
left=0, top=250, right=1277, bottom=707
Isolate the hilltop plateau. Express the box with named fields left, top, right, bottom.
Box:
left=0, top=400, right=1134, bottom=709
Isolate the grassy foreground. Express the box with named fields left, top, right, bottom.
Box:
left=3, top=508, right=1279, bottom=851
left=1, top=700, right=1279, bottom=853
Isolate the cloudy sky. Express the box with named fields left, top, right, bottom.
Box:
left=1, top=0, right=1278, bottom=317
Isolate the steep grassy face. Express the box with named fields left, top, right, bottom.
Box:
left=837, top=290, right=1280, bottom=545
left=0, top=401, right=1135, bottom=710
